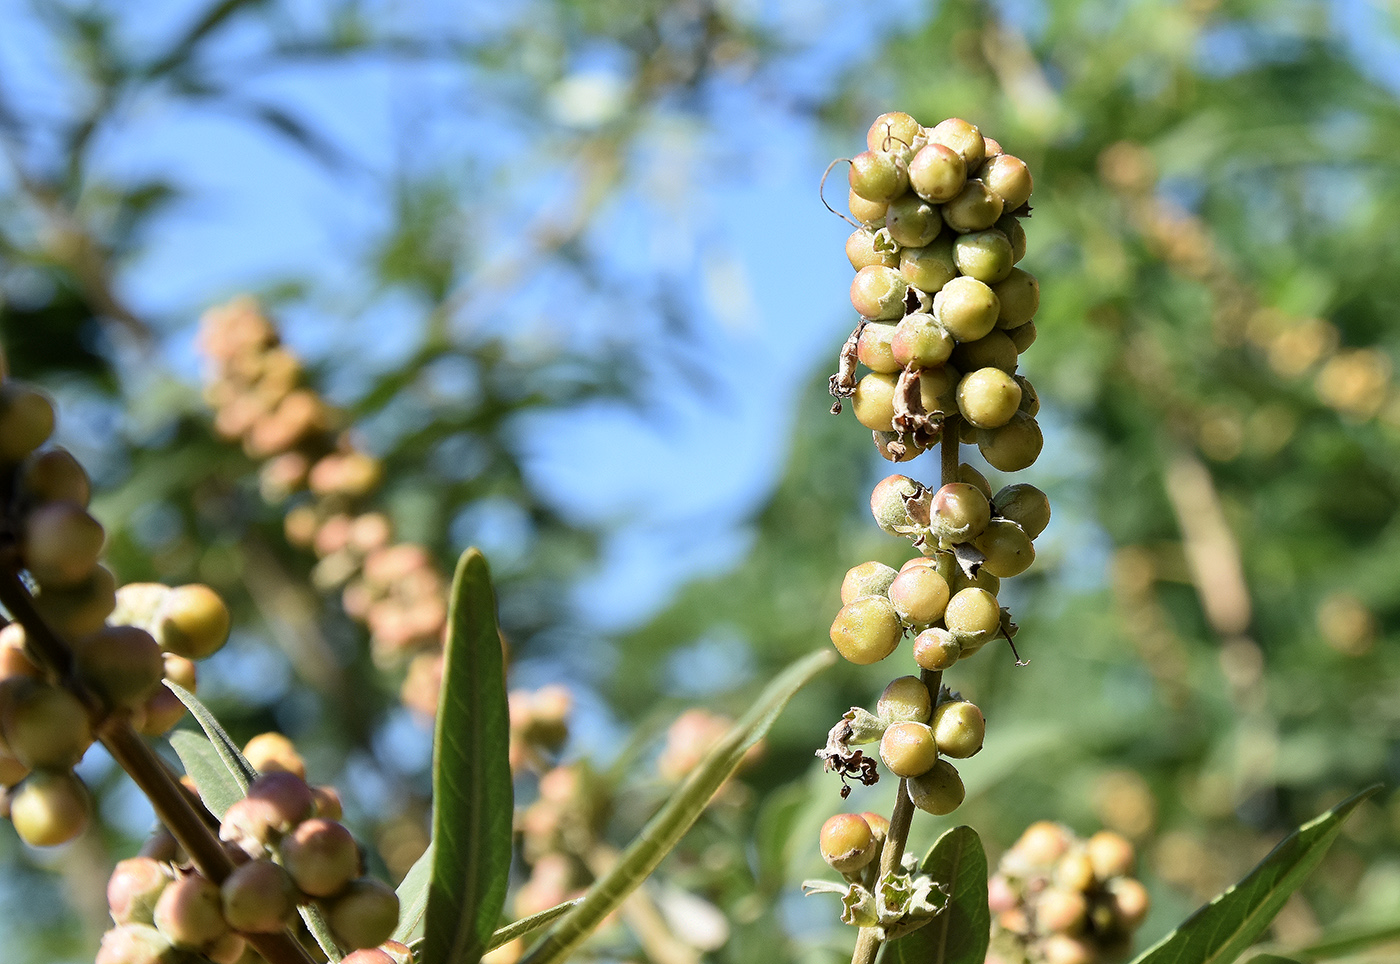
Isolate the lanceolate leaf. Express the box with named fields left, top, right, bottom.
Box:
left=1288, top=921, right=1400, bottom=962
left=392, top=841, right=435, bottom=943
left=1130, top=786, right=1380, bottom=964
left=882, top=826, right=990, bottom=964
left=520, top=647, right=838, bottom=964
left=167, top=680, right=258, bottom=791
left=168, top=729, right=242, bottom=818
left=487, top=899, right=584, bottom=950
left=421, top=549, right=515, bottom=964
left=1241, top=956, right=1301, bottom=964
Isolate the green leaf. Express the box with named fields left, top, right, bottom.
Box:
left=1130, top=786, right=1381, bottom=964
left=167, top=729, right=242, bottom=818
left=488, top=900, right=585, bottom=951
left=165, top=680, right=257, bottom=791
left=520, top=647, right=838, bottom=964
left=421, top=549, right=515, bottom=964
left=881, top=826, right=990, bottom=964
left=1288, top=921, right=1400, bottom=962
left=1242, top=956, right=1301, bottom=964
left=393, top=841, right=435, bottom=943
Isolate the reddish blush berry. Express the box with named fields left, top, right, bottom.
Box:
left=819, top=813, right=877, bottom=874
left=912, top=627, right=961, bottom=671
left=281, top=818, right=361, bottom=897
left=887, top=566, right=951, bottom=628
left=908, top=142, right=967, bottom=202
left=926, top=118, right=986, bottom=167
left=857, top=322, right=901, bottom=374
left=930, top=482, right=992, bottom=544
left=840, top=561, right=898, bottom=605
left=879, top=721, right=939, bottom=778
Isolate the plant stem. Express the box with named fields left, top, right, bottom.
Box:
left=0, top=570, right=317, bottom=964
left=850, top=420, right=961, bottom=964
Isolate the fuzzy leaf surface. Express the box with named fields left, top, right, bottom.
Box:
left=168, top=728, right=242, bottom=818
left=421, top=548, right=514, bottom=964
left=167, top=680, right=257, bottom=790
left=1130, top=786, right=1379, bottom=964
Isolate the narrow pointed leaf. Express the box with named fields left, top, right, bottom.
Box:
left=1242, top=956, right=1300, bottom=964
left=1289, top=921, right=1400, bottom=962
left=488, top=900, right=585, bottom=951
left=421, top=549, right=515, bottom=964
left=168, top=729, right=242, bottom=817
left=882, top=826, right=990, bottom=964
left=392, top=841, right=435, bottom=943
left=520, top=647, right=837, bottom=964
left=166, top=680, right=258, bottom=790
left=1130, top=786, right=1380, bottom=964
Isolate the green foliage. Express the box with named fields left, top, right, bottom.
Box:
left=882, top=827, right=990, bottom=964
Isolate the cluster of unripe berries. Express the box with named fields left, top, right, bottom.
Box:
left=101, top=749, right=403, bottom=964
left=0, top=377, right=231, bottom=848
left=987, top=823, right=1150, bottom=964
left=835, top=113, right=1042, bottom=469
left=198, top=300, right=452, bottom=712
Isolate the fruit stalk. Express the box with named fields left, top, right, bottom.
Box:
left=0, top=569, right=317, bottom=964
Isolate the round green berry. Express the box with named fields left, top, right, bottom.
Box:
left=942, top=179, right=1003, bottom=233
left=980, top=154, right=1033, bottom=210
left=870, top=475, right=921, bottom=535
left=852, top=372, right=898, bottom=432
left=857, top=322, right=901, bottom=374
left=820, top=813, right=878, bottom=874
left=933, top=277, right=999, bottom=342
left=848, top=190, right=888, bottom=226
left=850, top=265, right=909, bottom=321
left=900, top=236, right=958, bottom=293
left=840, top=561, right=898, bottom=605
left=2, top=680, right=92, bottom=769
left=848, top=150, right=909, bottom=203
left=943, top=588, right=1001, bottom=645
left=866, top=112, right=923, bottom=154
left=931, top=700, right=985, bottom=758
left=974, top=519, right=1036, bottom=578
left=281, top=818, right=361, bottom=898
left=907, top=758, right=965, bottom=815
left=153, top=872, right=228, bottom=950
left=877, top=676, right=932, bottom=723
left=958, top=463, right=993, bottom=499
left=156, top=584, right=231, bottom=661
left=912, top=627, right=961, bottom=671
left=887, top=566, right=951, bottom=627
left=10, top=768, right=91, bottom=846
left=879, top=721, right=938, bottom=778
left=908, top=142, right=967, bottom=202
left=323, top=877, right=401, bottom=951
left=953, top=230, right=1015, bottom=283
left=992, top=268, right=1039, bottom=328
left=926, top=118, right=985, bottom=167
left=829, top=596, right=903, bottom=665
left=918, top=364, right=961, bottom=417
left=929, top=482, right=991, bottom=544
left=891, top=312, right=954, bottom=369
left=1015, top=375, right=1040, bottom=416
left=873, top=430, right=927, bottom=463
left=33, top=565, right=117, bottom=637
left=950, top=330, right=1018, bottom=375
left=957, top=368, right=1023, bottom=430
left=0, top=383, right=56, bottom=464
left=23, top=502, right=105, bottom=589
left=221, top=859, right=298, bottom=933
left=846, top=229, right=899, bottom=271
left=1009, top=322, right=1037, bottom=354
left=74, top=626, right=165, bottom=711
left=996, top=213, right=1027, bottom=263
left=977, top=411, right=1043, bottom=471
left=885, top=194, right=942, bottom=248
left=20, top=447, right=91, bottom=507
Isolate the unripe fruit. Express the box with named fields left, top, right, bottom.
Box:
left=978, top=411, right=1043, bottom=472
left=912, top=627, right=961, bottom=671
left=857, top=322, right=901, bottom=374
left=221, top=859, right=298, bottom=932
left=138, top=656, right=194, bottom=737
left=953, top=230, right=1015, bottom=283
left=1015, top=373, right=1040, bottom=414
left=851, top=266, right=910, bottom=320
left=873, top=430, right=927, bottom=462
left=931, top=700, right=985, bottom=758
left=926, top=118, right=985, bottom=167
left=943, top=588, right=1001, bottom=645
left=323, top=877, right=401, bottom=950
left=887, top=566, right=951, bottom=627
left=997, top=213, right=1028, bottom=262
left=867, top=112, right=922, bottom=154
left=343, top=952, right=398, bottom=964
left=919, top=364, right=961, bottom=416
left=877, top=676, right=932, bottom=723
left=860, top=811, right=890, bottom=845
left=243, top=731, right=306, bottom=778
left=852, top=372, right=898, bottom=432
left=205, top=932, right=247, bottom=964
left=23, top=502, right=105, bottom=588
left=957, top=368, right=1023, bottom=430
left=975, top=519, right=1036, bottom=578
left=153, top=872, right=228, bottom=950
left=1016, top=821, right=1072, bottom=866
left=930, top=482, right=992, bottom=544
left=980, top=154, right=1033, bottom=210
left=906, top=758, right=965, bottom=814
left=3, top=680, right=92, bottom=769
left=829, top=596, right=903, bottom=665
left=1106, top=877, right=1150, bottom=929
left=846, top=229, right=899, bottom=271
left=951, top=331, right=1019, bottom=375
left=1037, top=887, right=1088, bottom=935
left=840, top=561, right=898, bottom=605
left=1042, top=934, right=1096, bottom=964
left=247, top=769, right=316, bottom=826
left=934, top=277, right=999, bottom=342
left=885, top=194, right=942, bottom=248
left=281, top=818, right=360, bottom=897
left=908, top=143, right=967, bottom=202
left=849, top=150, right=910, bottom=203
left=96, top=924, right=181, bottom=964
left=0, top=623, right=42, bottom=679
left=108, top=857, right=173, bottom=925
left=942, top=179, right=1003, bottom=233
left=982, top=136, right=1003, bottom=158
left=312, top=784, right=344, bottom=821
left=74, top=625, right=165, bottom=710
left=21, top=447, right=91, bottom=506
left=993, top=268, right=1040, bottom=328
left=900, top=237, right=958, bottom=293
left=958, top=463, right=993, bottom=499
left=0, top=383, right=56, bottom=463
left=1086, top=830, right=1136, bottom=880
left=880, top=721, right=939, bottom=777
left=1009, top=322, right=1037, bottom=354
left=10, top=768, right=91, bottom=846
left=33, top=565, right=117, bottom=636
left=156, top=584, right=230, bottom=660
left=1055, top=850, right=1096, bottom=892
left=0, top=751, right=29, bottom=788
left=819, top=813, right=877, bottom=874
left=848, top=190, right=888, bottom=226
left=891, top=312, right=954, bottom=369
left=870, top=475, right=922, bottom=535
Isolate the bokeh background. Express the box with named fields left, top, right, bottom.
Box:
left=3, top=0, right=1400, bottom=961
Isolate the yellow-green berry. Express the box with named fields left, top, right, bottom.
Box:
left=153, top=872, right=229, bottom=951
left=900, top=236, right=958, bottom=293
left=926, top=118, right=985, bottom=168
left=829, top=596, right=903, bottom=665
left=840, top=561, right=899, bottom=605
left=974, top=519, right=1036, bottom=578
left=880, top=721, right=939, bottom=777
left=877, top=676, right=933, bottom=723
left=977, top=411, right=1043, bottom=471
left=866, top=112, right=923, bottom=154
left=953, top=229, right=1015, bottom=283
left=852, top=371, right=898, bottom=432
left=220, top=859, right=298, bottom=933
left=929, top=482, right=992, bottom=544
left=957, top=368, right=1023, bottom=430
left=885, top=194, right=942, bottom=248
left=943, top=588, right=1001, bottom=646
left=848, top=150, right=909, bottom=203
left=281, top=818, right=361, bottom=898
left=934, top=276, right=999, bottom=342
left=846, top=229, right=899, bottom=271
left=942, top=179, right=1003, bottom=233
left=323, top=877, right=401, bottom=951
left=912, top=627, right=961, bottom=671
left=10, top=768, right=91, bottom=846
left=950, top=330, right=1019, bottom=375
left=156, top=584, right=231, bottom=661
left=857, top=322, right=901, bottom=374
left=851, top=265, right=910, bottom=320
left=891, top=312, right=954, bottom=369
left=2, top=680, right=92, bottom=769
left=906, top=758, right=965, bottom=814
left=23, top=502, right=104, bottom=589
left=980, top=154, right=1033, bottom=210
left=908, top=142, right=967, bottom=202
left=993, top=268, right=1039, bottom=328
left=887, top=566, right=951, bottom=628
left=931, top=699, right=985, bottom=758
left=0, top=383, right=56, bottom=463
left=820, top=813, right=878, bottom=874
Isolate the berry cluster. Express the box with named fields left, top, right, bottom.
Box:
left=0, top=378, right=232, bottom=848
left=197, top=300, right=452, bottom=713
left=102, top=742, right=403, bottom=964
left=987, top=823, right=1150, bottom=964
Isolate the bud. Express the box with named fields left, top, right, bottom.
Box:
left=1106, top=877, right=1150, bottom=929
left=20, top=447, right=91, bottom=507
left=1035, top=887, right=1087, bottom=935
left=0, top=383, right=56, bottom=463
left=243, top=731, right=306, bottom=778
left=1085, top=830, right=1135, bottom=880
left=95, top=924, right=181, bottom=964
left=33, top=565, right=117, bottom=637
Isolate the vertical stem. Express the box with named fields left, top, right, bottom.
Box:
left=850, top=421, right=960, bottom=964
left=0, top=571, right=317, bottom=964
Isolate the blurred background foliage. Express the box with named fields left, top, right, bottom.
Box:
left=2, top=0, right=1400, bottom=961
